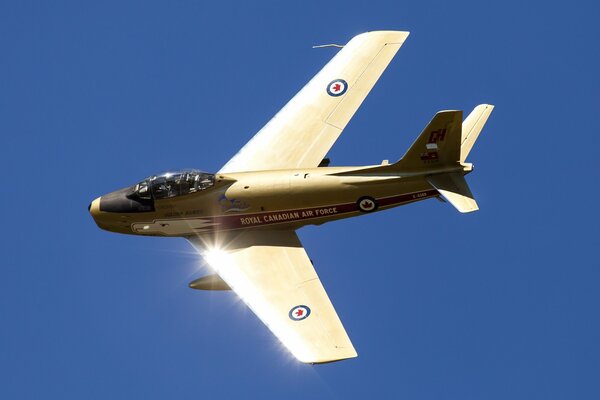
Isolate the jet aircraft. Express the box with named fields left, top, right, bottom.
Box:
left=89, top=31, right=493, bottom=364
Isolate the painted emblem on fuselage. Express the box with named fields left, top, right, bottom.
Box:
left=357, top=196, right=378, bottom=212
left=219, top=194, right=250, bottom=213
left=289, top=305, right=311, bottom=321
left=326, top=79, right=348, bottom=97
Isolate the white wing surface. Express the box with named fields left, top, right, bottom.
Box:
left=219, top=30, right=410, bottom=173
left=188, top=231, right=357, bottom=364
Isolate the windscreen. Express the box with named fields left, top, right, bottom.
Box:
left=132, top=170, right=215, bottom=200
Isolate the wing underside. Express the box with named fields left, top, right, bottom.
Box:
left=187, top=230, right=357, bottom=364
left=219, top=30, right=410, bottom=173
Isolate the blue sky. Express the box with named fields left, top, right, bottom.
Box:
left=1, top=1, right=599, bottom=399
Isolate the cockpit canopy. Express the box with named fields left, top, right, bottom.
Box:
left=131, top=170, right=215, bottom=200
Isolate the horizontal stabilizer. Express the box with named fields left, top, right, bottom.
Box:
left=461, top=104, right=494, bottom=162
left=427, top=172, right=478, bottom=213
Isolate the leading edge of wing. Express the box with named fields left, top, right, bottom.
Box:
left=219, top=30, right=410, bottom=173
left=188, top=230, right=357, bottom=364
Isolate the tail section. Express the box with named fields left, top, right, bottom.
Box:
left=331, top=104, right=493, bottom=213
left=392, top=104, right=493, bottom=213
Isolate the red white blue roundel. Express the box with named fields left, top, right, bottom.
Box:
left=326, top=79, right=348, bottom=97
left=357, top=196, right=378, bottom=212
left=289, top=305, right=311, bottom=321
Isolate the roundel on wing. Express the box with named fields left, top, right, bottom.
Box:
left=289, top=305, right=311, bottom=321
left=357, top=196, right=378, bottom=212
left=326, top=79, right=348, bottom=97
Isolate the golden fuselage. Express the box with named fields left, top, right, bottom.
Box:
left=89, top=166, right=438, bottom=237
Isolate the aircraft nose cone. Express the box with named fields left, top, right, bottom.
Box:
left=88, top=197, right=101, bottom=217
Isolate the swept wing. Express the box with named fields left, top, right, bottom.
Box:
left=188, top=230, right=356, bottom=364
left=219, top=31, right=410, bottom=173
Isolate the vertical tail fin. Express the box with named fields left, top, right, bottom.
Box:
left=393, top=110, right=463, bottom=171
left=393, top=104, right=494, bottom=172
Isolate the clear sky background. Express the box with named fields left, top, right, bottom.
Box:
left=1, top=1, right=599, bottom=399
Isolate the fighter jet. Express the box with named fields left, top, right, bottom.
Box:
left=89, top=31, right=493, bottom=364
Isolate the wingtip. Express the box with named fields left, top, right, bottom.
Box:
left=351, top=30, right=410, bottom=42
left=306, top=354, right=359, bottom=365
left=296, top=348, right=358, bottom=365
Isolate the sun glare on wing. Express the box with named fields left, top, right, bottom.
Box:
left=194, top=242, right=311, bottom=363
left=203, top=248, right=229, bottom=271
